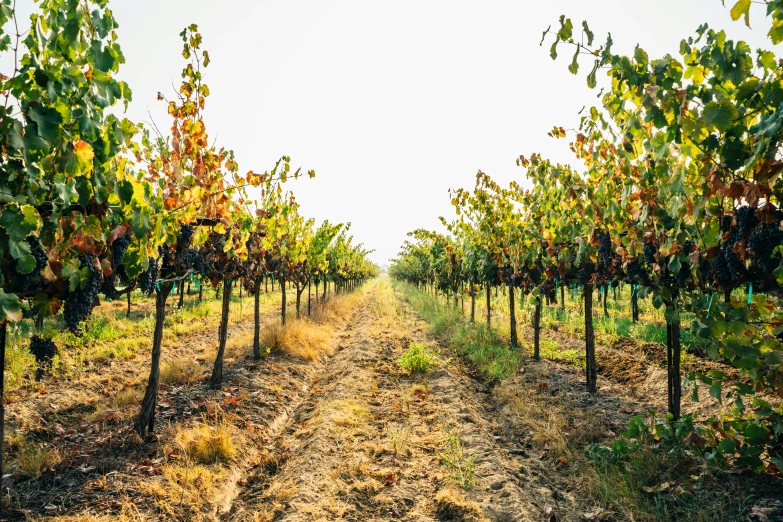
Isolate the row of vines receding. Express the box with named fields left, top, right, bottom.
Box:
left=0, top=0, right=378, bottom=486
left=390, top=2, right=783, bottom=474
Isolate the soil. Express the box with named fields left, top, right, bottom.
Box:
left=228, top=284, right=537, bottom=522
left=3, top=282, right=782, bottom=521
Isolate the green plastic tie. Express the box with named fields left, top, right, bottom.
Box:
left=747, top=283, right=753, bottom=305
left=573, top=283, right=577, bottom=298
left=706, top=292, right=715, bottom=318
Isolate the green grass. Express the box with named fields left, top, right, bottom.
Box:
left=4, top=286, right=284, bottom=395
left=439, top=432, right=475, bottom=490
left=393, top=279, right=762, bottom=522
left=538, top=338, right=583, bottom=365
left=394, top=281, right=520, bottom=381
left=588, top=440, right=758, bottom=522
left=397, top=341, right=439, bottom=374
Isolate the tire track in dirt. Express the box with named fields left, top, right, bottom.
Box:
left=227, top=282, right=539, bottom=522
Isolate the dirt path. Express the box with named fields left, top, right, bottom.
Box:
left=227, top=281, right=539, bottom=522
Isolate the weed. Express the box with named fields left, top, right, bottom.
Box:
left=397, top=341, right=439, bottom=374
left=385, top=423, right=411, bottom=455
left=14, top=442, right=61, bottom=478
left=439, top=432, right=475, bottom=490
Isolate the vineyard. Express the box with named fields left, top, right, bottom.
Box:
left=1, top=0, right=783, bottom=521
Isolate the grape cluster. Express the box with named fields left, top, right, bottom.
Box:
left=734, top=205, right=759, bottom=237
left=30, top=334, right=57, bottom=381
left=711, top=252, right=732, bottom=286
left=242, top=278, right=256, bottom=294
left=747, top=224, right=783, bottom=271
left=29, top=334, right=56, bottom=363
left=194, top=250, right=207, bottom=274
left=643, top=243, right=657, bottom=266
left=112, top=233, right=132, bottom=269
left=597, top=232, right=613, bottom=275
left=63, top=255, right=102, bottom=333
left=675, top=261, right=692, bottom=289
left=698, top=258, right=714, bottom=287
left=28, top=236, right=49, bottom=272
left=101, top=276, right=119, bottom=300
left=176, top=224, right=195, bottom=260
left=625, top=260, right=645, bottom=282
left=713, top=231, right=748, bottom=287
left=139, top=257, right=159, bottom=296
left=526, top=255, right=544, bottom=285
left=578, top=261, right=595, bottom=283
left=711, top=206, right=759, bottom=287
left=539, top=280, right=556, bottom=302
left=10, top=236, right=49, bottom=294
left=111, top=232, right=133, bottom=285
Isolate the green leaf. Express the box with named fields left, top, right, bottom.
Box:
left=61, top=260, right=83, bottom=292
left=770, top=19, right=783, bottom=44
left=8, top=239, right=34, bottom=273
left=582, top=21, right=594, bottom=46
left=703, top=100, right=738, bottom=132
left=0, top=205, right=40, bottom=242
left=89, top=40, right=117, bottom=72
left=556, top=16, right=573, bottom=41
left=28, top=103, right=63, bottom=141
left=63, top=141, right=95, bottom=175
left=730, top=0, right=751, bottom=27
left=0, top=289, right=22, bottom=323
left=132, top=205, right=151, bottom=237
left=587, top=59, right=599, bottom=89
left=718, top=438, right=737, bottom=453
left=568, top=47, right=579, bottom=74
left=118, top=180, right=134, bottom=205
left=709, top=381, right=722, bottom=403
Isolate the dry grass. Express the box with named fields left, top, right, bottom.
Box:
left=434, top=488, right=489, bottom=522
left=321, top=399, right=372, bottom=427
left=261, top=288, right=367, bottom=361
left=495, top=379, right=572, bottom=458
left=14, top=442, right=61, bottom=478
left=385, top=423, right=412, bottom=455
left=112, top=386, right=142, bottom=408
left=261, top=320, right=334, bottom=361
left=48, top=502, right=148, bottom=521
left=140, top=463, right=227, bottom=520
left=160, top=358, right=204, bottom=385
left=173, top=422, right=236, bottom=464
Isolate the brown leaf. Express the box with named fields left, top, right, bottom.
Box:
left=684, top=431, right=708, bottom=447
left=109, top=224, right=131, bottom=245
left=743, top=183, right=765, bottom=207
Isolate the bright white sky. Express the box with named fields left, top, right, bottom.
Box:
left=6, top=1, right=781, bottom=265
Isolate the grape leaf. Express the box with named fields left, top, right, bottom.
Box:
left=730, top=0, right=751, bottom=27
left=703, top=101, right=738, bottom=132
left=0, top=289, right=22, bottom=323
left=0, top=205, right=40, bottom=242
